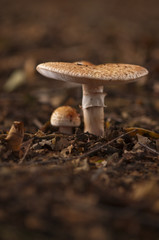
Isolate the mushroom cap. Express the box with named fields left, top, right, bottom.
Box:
left=50, top=106, right=81, bottom=127
left=37, top=62, right=148, bottom=85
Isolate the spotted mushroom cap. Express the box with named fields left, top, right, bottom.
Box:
left=37, top=62, right=148, bottom=85
left=50, top=106, right=81, bottom=127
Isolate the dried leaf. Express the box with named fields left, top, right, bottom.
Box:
left=54, top=137, right=70, bottom=151
left=89, top=156, right=107, bottom=168
left=34, top=130, right=46, bottom=138
left=74, top=158, right=90, bottom=172
left=5, top=121, right=24, bottom=156
left=60, top=144, right=73, bottom=157
left=125, top=127, right=159, bottom=139
left=32, top=139, right=55, bottom=151
left=136, top=134, right=150, bottom=145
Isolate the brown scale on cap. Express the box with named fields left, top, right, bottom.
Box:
left=74, top=61, right=95, bottom=67
left=50, top=106, right=81, bottom=134
left=37, top=61, right=148, bottom=136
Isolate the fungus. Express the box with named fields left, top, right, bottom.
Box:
left=37, top=62, right=148, bottom=136
left=50, top=106, right=81, bottom=134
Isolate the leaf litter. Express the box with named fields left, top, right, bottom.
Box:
left=1, top=0, right=159, bottom=239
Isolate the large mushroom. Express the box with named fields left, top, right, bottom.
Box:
left=36, top=62, right=148, bottom=136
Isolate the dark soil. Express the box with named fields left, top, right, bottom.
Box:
left=0, top=0, right=159, bottom=239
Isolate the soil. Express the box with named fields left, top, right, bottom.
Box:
left=0, top=0, right=159, bottom=239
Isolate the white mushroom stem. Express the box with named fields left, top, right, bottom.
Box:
left=82, top=84, right=106, bottom=136
left=59, top=126, right=73, bottom=135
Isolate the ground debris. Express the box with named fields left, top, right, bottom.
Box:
left=1, top=0, right=159, bottom=238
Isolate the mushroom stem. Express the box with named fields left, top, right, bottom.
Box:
left=82, top=84, right=106, bottom=136
left=59, top=126, right=73, bottom=135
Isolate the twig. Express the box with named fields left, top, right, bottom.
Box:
left=17, top=130, right=136, bottom=166
left=34, top=133, right=59, bottom=140
left=62, top=129, right=136, bottom=162
left=19, top=139, right=33, bottom=164
left=0, top=130, right=136, bottom=167
left=138, top=142, right=159, bottom=156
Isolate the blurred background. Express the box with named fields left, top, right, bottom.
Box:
left=0, top=0, right=159, bottom=130
left=1, top=0, right=159, bottom=63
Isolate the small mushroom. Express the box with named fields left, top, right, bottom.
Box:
left=50, top=106, right=81, bottom=134
left=37, top=62, right=148, bottom=136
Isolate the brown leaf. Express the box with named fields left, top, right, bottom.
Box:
left=5, top=121, right=24, bottom=156
left=125, top=127, right=159, bottom=139
left=60, top=144, right=73, bottom=157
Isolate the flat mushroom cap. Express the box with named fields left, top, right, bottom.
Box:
left=37, top=62, right=148, bottom=85
left=50, top=106, right=81, bottom=127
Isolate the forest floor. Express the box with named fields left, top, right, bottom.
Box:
left=0, top=0, right=159, bottom=239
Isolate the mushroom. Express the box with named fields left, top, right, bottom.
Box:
left=37, top=62, right=148, bottom=136
left=50, top=106, right=81, bottom=134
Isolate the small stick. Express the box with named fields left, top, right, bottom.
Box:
left=0, top=130, right=136, bottom=168
left=16, top=130, right=136, bottom=167
left=138, top=142, right=159, bottom=156
left=18, top=139, right=33, bottom=164
left=61, top=129, right=136, bottom=161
